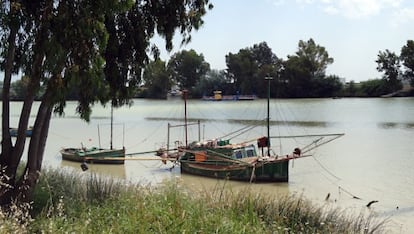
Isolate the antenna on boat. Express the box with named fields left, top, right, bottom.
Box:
left=265, top=76, right=273, bottom=156
left=110, top=101, right=113, bottom=150
left=183, top=90, right=188, bottom=147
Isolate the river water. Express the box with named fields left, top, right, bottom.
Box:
left=7, top=97, right=414, bottom=232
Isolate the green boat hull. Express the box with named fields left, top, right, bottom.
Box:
left=61, top=147, right=125, bottom=164
left=180, top=159, right=289, bottom=182
left=179, top=146, right=289, bottom=182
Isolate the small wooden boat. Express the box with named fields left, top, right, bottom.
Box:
left=202, top=90, right=257, bottom=101
left=174, top=134, right=343, bottom=182
left=178, top=139, right=294, bottom=182
left=61, top=104, right=126, bottom=165
left=9, top=127, right=33, bottom=137
left=60, top=147, right=125, bottom=164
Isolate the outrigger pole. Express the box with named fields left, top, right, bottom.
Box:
left=166, top=89, right=202, bottom=152
left=183, top=90, right=188, bottom=147
left=166, top=121, right=200, bottom=152
left=265, top=76, right=273, bottom=156
left=110, top=102, right=113, bottom=150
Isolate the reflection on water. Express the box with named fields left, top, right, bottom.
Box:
left=228, top=119, right=331, bottom=127
left=379, top=206, right=414, bottom=217
left=7, top=97, right=414, bottom=232
left=146, top=117, right=331, bottom=127
left=60, top=160, right=126, bottom=180
left=175, top=173, right=291, bottom=198
left=378, top=122, right=414, bottom=129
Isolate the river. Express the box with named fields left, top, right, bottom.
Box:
left=7, top=97, right=414, bottom=233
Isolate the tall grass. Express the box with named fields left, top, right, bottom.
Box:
left=0, top=167, right=388, bottom=233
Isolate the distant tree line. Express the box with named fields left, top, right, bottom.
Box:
left=138, top=38, right=414, bottom=99
left=5, top=39, right=414, bottom=100
left=139, top=39, right=343, bottom=99
left=339, top=40, right=414, bottom=97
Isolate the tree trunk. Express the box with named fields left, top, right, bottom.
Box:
left=0, top=1, right=52, bottom=205
left=0, top=4, right=19, bottom=202
left=14, top=95, right=53, bottom=203
left=1, top=22, right=17, bottom=159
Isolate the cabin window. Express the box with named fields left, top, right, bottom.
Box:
left=246, top=149, right=255, bottom=157
left=245, top=145, right=256, bottom=157
left=234, top=150, right=243, bottom=159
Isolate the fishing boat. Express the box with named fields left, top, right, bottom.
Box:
left=161, top=79, right=344, bottom=182
left=202, top=90, right=257, bottom=101
left=61, top=104, right=126, bottom=164
left=178, top=139, right=292, bottom=182
left=177, top=134, right=342, bottom=182
left=60, top=147, right=125, bottom=164
left=9, top=127, right=33, bottom=137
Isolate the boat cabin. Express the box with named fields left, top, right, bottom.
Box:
left=185, top=139, right=258, bottom=160
left=232, top=144, right=257, bottom=159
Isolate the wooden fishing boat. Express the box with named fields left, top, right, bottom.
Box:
left=178, top=140, right=292, bottom=182
left=161, top=79, right=344, bottom=182
left=177, top=134, right=342, bottom=182
left=202, top=90, right=257, bottom=101
left=61, top=104, right=126, bottom=164
left=60, top=147, right=125, bottom=164
left=9, top=127, right=33, bottom=137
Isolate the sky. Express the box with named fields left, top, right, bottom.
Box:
left=156, top=0, right=414, bottom=82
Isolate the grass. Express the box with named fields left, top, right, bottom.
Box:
left=0, top=167, right=388, bottom=233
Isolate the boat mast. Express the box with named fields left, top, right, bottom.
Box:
left=110, top=102, right=113, bottom=150
left=183, top=90, right=188, bottom=147
left=265, top=76, right=273, bottom=156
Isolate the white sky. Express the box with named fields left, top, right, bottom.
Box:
left=156, top=0, right=414, bottom=82
left=2, top=1, right=413, bottom=82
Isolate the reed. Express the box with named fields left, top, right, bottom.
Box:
left=0, top=167, right=387, bottom=233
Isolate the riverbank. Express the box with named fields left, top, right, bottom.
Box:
left=0, top=168, right=387, bottom=233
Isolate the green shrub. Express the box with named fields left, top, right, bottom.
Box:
left=0, top=168, right=388, bottom=233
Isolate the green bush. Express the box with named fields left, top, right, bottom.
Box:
left=0, top=168, right=388, bottom=233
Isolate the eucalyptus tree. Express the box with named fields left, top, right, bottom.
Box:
left=167, top=49, right=210, bottom=91
left=400, top=40, right=414, bottom=86
left=0, top=0, right=212, bottom=205
left=376, top=49, right=402, bottom=92
left=142, top=59, right=171, bottom=99
left=281, top=38, right=334, bottom=97
left=225, top=42, right=280, bottom=97
left=295, top=38, right=333, bottom=78
left=225, top=49, right=257, bottom=94
left=281, top=55, right=311, bottom=97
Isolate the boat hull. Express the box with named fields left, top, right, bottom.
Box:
left=61, top=147, right=125, bottom=164
left=180, top=158, right=289, bottom=182
left=202, top=94, right=257, bottom=101
left=9, top=128, right=32, bottom=137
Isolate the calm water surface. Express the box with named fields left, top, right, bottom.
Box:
left=7, top=97, right=414, bottom=232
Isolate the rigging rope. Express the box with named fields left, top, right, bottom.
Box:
left=311, top=155, right=341, bottom=180
left=301, top=137, right=324, bottom=152
left=218, top=125, right=255, bottom=139
left=225, top=125, right=258, bottom=140
left=311, top=154, right=363, bottom=201
left=338, top=186, right=362, bottom=200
